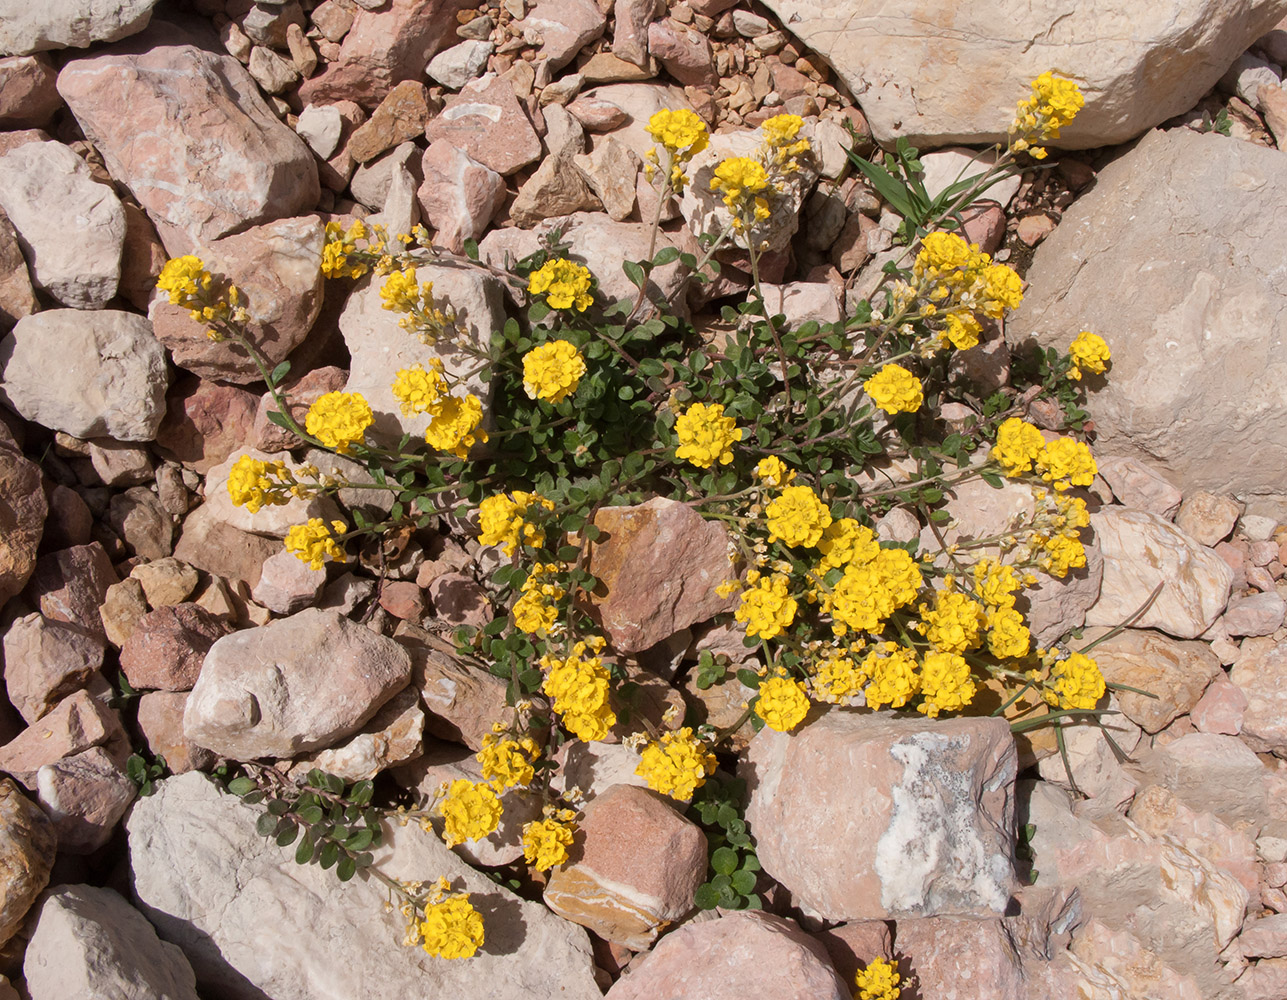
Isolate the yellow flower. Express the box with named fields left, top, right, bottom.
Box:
left=863, top=364, right=923, bottom=414
left=391, top=361, right=448, bottom=416
left=917, top=651, right=977, bottom=718
left=674, top=401, right=740, bottom=469
left=522, top=340, right=586, bottom=404
left=766, top=484, right=832, bottom=548
left=815, top=518, right=880, bottom=572
left=283, top=518, right=348, bottom=571
left=379, top=265, right=420, bottom=312
left=521, top=815, right=577, bottom=872
left=971, top=558, right=1022, bottom=609
left=476, top=733, right=540, bottom=790
left=941, top=311, right=983, bottom=351
left=226, top=455, right=292, bottom=513
left=1010, top=72, right=1085, bottom=158
left=542, top=639, right=616, bottom=742
left=1068, top=330, right=1110, bottom=381
left=981, top=263, right=1024, bottom=318
left=305, top=391, right=374, bottom=453
left=635, top=727, right=716, bottom=800
left=1039, top=533, right=1087, bottom=578
left=512, top=563, right=564, bottom=634
left=755, top=675, right=810, bottom=732
left=862, top=643, right=920, bottom=711
left=528, top=259, right=594, bottom=311
left=813, top=650, right=869, bottom=704
left=710, top=156, right=771, bottom=226
left=645, top=108, right=709, bottom=156
left=855, top=957, right=902, bottom=1000
left=419, top=895, right=484, bottom=960
left=156, top=255, right=211, bottom=305
left=761, top=113, right=804, bottom=146
left=990, top=417, right=1045, bottom=477
left=754, top=455, right=794, bottom=487
left=734, top=573, right=797, bottom=640
left=918, top=588, right=986, bottom=654
left=320, top=220, right=369, bottom=279
left=438, top=778, right=503, bottom=847
left=1044, top=651, right=1105, bottom=711
left=986, top=605, right=1031, bottom=659
left=1035, top=437, right=1096, bottom=491
left=424, top=394, right=488, bottom=459
left=823, top=548, right=922, bottom=637
left=478, top=491, right=553, bottom=556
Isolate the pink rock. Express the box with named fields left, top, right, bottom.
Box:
left=1223, top=592, right=1287, bottom=637
left=1191, top=673, right=1247, bottom=735
left=416, top=141, right=505, bottom=253
left=1070, top=920, right=1203, bottom=1000
left=612, top=0, right=658, bottom=68
left=544, top=783, right=706, bottom=949
left=1096, top=456, right=1184, bottom=519
left=346, top=80, right=432, bottom=164
left=584, top=497, right=737, bottom=654
left=813, top=920, right=893, bottom=985
left=1016, top=212, right=1056, bottom=246
left=149, top=216, right=325, bottom=384
left=605, top=911, right=850, bottom=999
left=2, top=614, right=105, bottom=725
left=1237, top=957, right=1287, bottom=1000
left=0, top=690, right=123, bottom=788
left=0, top=441, right=46, bottom=607
left=1230, top=640, right=1287, bottom=754
left=251, top=549, right=327, bottom=616
left=30, top=543, right=119, bottom=640
left=0, top=129, right=48, bottom=157
left=395, top=622, right=508, bottom=751
left=154, top=377, right=261, bottom=474
left=377, top=580, right=424, bottom=621
left=959, top=199, right=1006, bottom=254
left=427, top=571, right=491, bottom=629
left=1088, top=627, right=1222, bottom=734
left=171, top=505, right=277, bottom=592
left=745, top=711, right=1017, bottom=921
left=56, top=35, right=319, bottom=254
left=136, top=691, right=215, bottom=775
left=1238, top=914, right=1287, bottom=958
left=1214, top=539, right=1250, bottom=591
left=119, top=603, right=234, bottom=692
left=521, top=0, right=607, bottom=71
left=252, top=366, right=348, bottom=453
left=0, top=207, right=37, bottom=330
left=1176, top=490, right=1242, bottom=547
left=423, top=75, right=541, bottom=176
left=298, top=0, right=471, bottom=109
left=1249, top=539, right=1279, bottom=567
left=34, top=745, right=135, bottom=854
left=0, top=55, right=61, bottom=128
left=647, top=20, right=716, bottom=86
left=895, top=916, right=1026, bottom=1000
left=117, top=202, right=168, bottom=312
left=1127, top=783, right=1260, bottom=895
left=566, top=94, right=629, bottom=131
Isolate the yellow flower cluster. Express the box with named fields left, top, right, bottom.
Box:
left=635, top=727, right=716, bottom=800
left=419, top=894, right=485, bottom=960
left=512, top=562, right=564, bottom=634
left=675, top=402, right=740, bottom=469
left=321, top=219, right=370, bottom=279
left=379, top=267, right=458, bottom=343
left=760, top=113, right=811, bottom=172
left=861, top=643, right=920, bottom=711
left=918, top=587, right=986, bottom=654
left=754, top=455, right=794, bottom=487
left=283, top=518, right=348, bottom=570
left=1021, top=490, right=1091, bottom=578
left=391, top=361, right=448, bottom=416
left=918, top=651, right=977, bottom=717
left=541, top=638, right=617, bottom=741
left=766, top=485, right=833, bottom=548
left=987, top=606, right=1031, bottom=659
left=912, top=232, right=1024, bottom=349
left=710, top=156, right=771, bottom=230
left=969, top=558, right=1032, bottom=658
left=855, top=957, right=902, bottom=1000
left=645, top=108, right=709, bottom=192
left=812, top=648, right=869, bottom=704
left=423, top=392, right=488, bottom=459
left=226, top=455, right=308, bottom=513
left=755, top=674, right=810, bottom=732
left=1068, top=330, right=1110, bottom=381
left=522, top=809, right=577, bottom=871
left=991, top=417, right=1096, bottom=492
left=1010, top=72, right=1085, bottom=159
left=305, top=391, right=374, bottom=453
left=476, top=733, right=540, bottom=789
left=522, top=340, right=586, bottom=404
left=1044, top=651, right=1105, bottom=710
left=478, top=491, right=554, bottom=557
left=156, top=255, right=247, bottom=340
left=863, top=364, right=923, bottom=415
left=528, top=259, right=593, bottom=312
left=438, top=778, right=503, bottom=847
left=816, top=518, right=881, bottom=572
left=822, top=547, right=923, bottom=637
left=991, top=416, right=1045, bottom=476
left=735, top=571, right=798, bottom=640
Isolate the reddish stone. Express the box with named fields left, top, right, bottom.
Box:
left=29, top=543, right=118, bottom=640
left=346, top=80, right=432, bottom=164
left=427, top=571, right=491, bottom=629
left=814, top=920, right=893, bottom=985
left=0, top=690, right=123, bottom=788
left=416, top=140, right=506, bottom=253
left=35, top=746, right=135, bottom=854
left=647, top=21, right=716, bottom=86
left=171, top=504, right=278, bottom=591
left=959, top=200, right=1006, bottom=254
left=119, top=603, right=235, bottom=692
left=894, top=916, right=1026, bottom=1000
left=0, top=55, right=61, bottom=129
left=424, top=75, right=541, bottom=176
left=0, top=207, right=37, bottom=330
left=154, top=376, right=261, bottom=474
left=1190, top=673, right=1247, bottom=735
left=2, top=614, right=105, bottom=725
left=136, top=691, right=215, bottom=774
left=378, top=580, right=425, bottom=621
left=0, top=441, right=46, bottom=607
left=252, top=366, right=348, bottom=453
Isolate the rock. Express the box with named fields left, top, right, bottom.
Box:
left=576, top=82, right=694, bottom=162
left=184, top=607, right=412, bottom=760
left=129, top=557, right=200, bottom=609
left=604, top=910, right=849, bottom=999
left=30, top=543, right=119, bottom=640
left=0, top=140, right=124, bottom=308
left=291, top=685, right=423, bottom=782
left=745, top=710, right=1017, bottom=920
left=396, top=623, right=509, bottom=751
left=378, top=580, right=424, bottom=621
left=427, top=572, right=491, bottom=629
left=296, top=103, right=344, bottom=159
left=149, top=216, right=325, bottom=384
left=349, top=139, right=417, bottom=209
left=582, top=497, right=736, bottom=655
left=0, top=208, right=36, bottom=330
left=339, top=263, right=503, bottom=444
left=1128, top=782, right=1260, bottom=896
left=424, top=74, right=542, bottom=175
left=1240, top=914, right=1287, bottom=958
left=1087, top=508, right=1234, bottom=639
left=0, top=778, right=55, bottom=946
left=98, top=577, right=149, bottom=648
left=894, top=916, right=1026, bottom=1000
left=201, top=448, right=342, bottom=539
left=1223, top=592, right=1287, bottom=637
left=57, top=34, right=318, bottom=254
left=919, top=147, right=1021, bottom=208
left=2, top=615, right=104, bottom=725
left=1176, top=490, right=1242, bottom=546
left=298, top=0, right=472, bottom=109
left=760, top=281, right=842, bottom=327
left=107, top=487, right=172, bottom=561
left=813, top=921, right=894, bottom=985
left=567, top=93, right=630, bottom=131
left=1036, top=700, right=1142, bottom=800
left=1230, top=640, right=1287, bottom=754
left=757, top=0, right=1287, bottom=149
left=1144, top=732, right=1266, bottom=829
left=1239, top=958, right=1287, bottom=1000
left=0, top=443, right=45, bottom=607
left=426, top=39, right=493, bottom=89
left=959, top=200, right=1007, bottom=255
left=1084, top=628, right=1222, bottom=734
left=1, top=310, right=168, bottom=442
left=545, top=784, right=706, bottom=949
left=25, top=883, right=199, bottom=1000
left=35, top=745, right=135, bottom=853
left=0, top=55, right=58, bottom=128
left=548, top=740, right=648, bottom=802
left=171, top=504, right=278, bottom=591
left=416, top=140, right=506, bottom=252
left=91, top=440, right=154, bottom=488
left=647, top=20, right=716, bottom=86
left=612, top=0, right=658, bottom=67
left=1069, top=919, right=1204, bottom=1000
left=572, top=136, right=639, bottom=221
left=247, top=45, right=298, bottom=94
left=251, top=548, right=328, bottom=616
left=519, top=0, right=607, bottom=71
left=1008, top=129, right=1287, bottom=516
left=136, top=691, right=215, bottom=775
left=127, top=771, right=602, bottom=1000
left=155, top=378, right=261, bottom=474
left=0, top=0, right=157, bottom=56
left=1096, top=456, right=1183, bottom=519
left=1222, top=50, right=1283, bottom=108
left=120, top=603, right=234, bottom=692
left=347, top=80, right=433, bottom=164
left=252, top=366, right=348, bottom=453
left=1191, top=673, right=1247, bottom=736
left=0, top=688, right=122, bottom=787
left=510, top=105, right=601, bottom=226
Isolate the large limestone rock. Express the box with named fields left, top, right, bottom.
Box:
left=0, top=778, right=56, bottom=946
left=745, top=710, right=1017, bottom=920
left=758, top=0, right=1287, bottom=149
left=0, top=140, right=124, bottom=308
left=0, top=310, right=169, bottom=441
left=184, top=608, right=413, bottom=760
left=201, top=448, right=341, bottom=539
left=1230, top=640, right=1287, bottom=754
left=127, top=771, right=602, bottom=1000
left=1084, top=627, right=1222, bottom=733
left=1009, top=128, right=1287, bottom=517
left=57, top=33, right=319, bottom=253
left=0, top=0, right=158, bottom=56
left=24, top=884, right=199, bottom=1000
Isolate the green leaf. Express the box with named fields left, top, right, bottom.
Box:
left=256, top=813, right=278, bottom=837
left=622, top=259, right=646, bottom=288
left=336, top=855, right=357, bottom=881
left=227, top=777, right=257, bottom=797
left=345, top=829, right=374, bottom=852
left=711, top=846, right=739, bottom=875
left=846, top=150, right=919, bottom=220
left=348, top=780, right=375, bottom=807
left=319, top=841, right=339, bottom=870
left=265, top=409, right=293, bottom=431
left=694, top=883, right=721, bottom=910
left=295, top=832, right=316, bottom=865
left=276, top=824, right=300, bottom=847
left=731, top=869, right=757, bottom=895
left=651, top=246, right=680, bottom=267
left=270, top=360, right=291, bottom=386
left=463, top=238, right=480, bottom=261
left=298, top=805, right=325, bottom=825
left=736, top=668, right=762, bottom=690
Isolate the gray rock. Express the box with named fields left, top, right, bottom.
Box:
left=127, top=771, right=602, bottom=1000
left=0, top=0, right=158, bottom=56
left=0, top=140, right=124, bottom=308
left=425, top=39, right=493, bottom=89
left=184, top=608, right=413, bottom=760
left=295, top=103, right=344, bottom=159
left=0, top=310, right=169, bottom=442
left=250, top=549, right=327, bottom=615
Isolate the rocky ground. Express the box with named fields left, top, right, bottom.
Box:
left=1, top=1, right=1287, bottom=998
